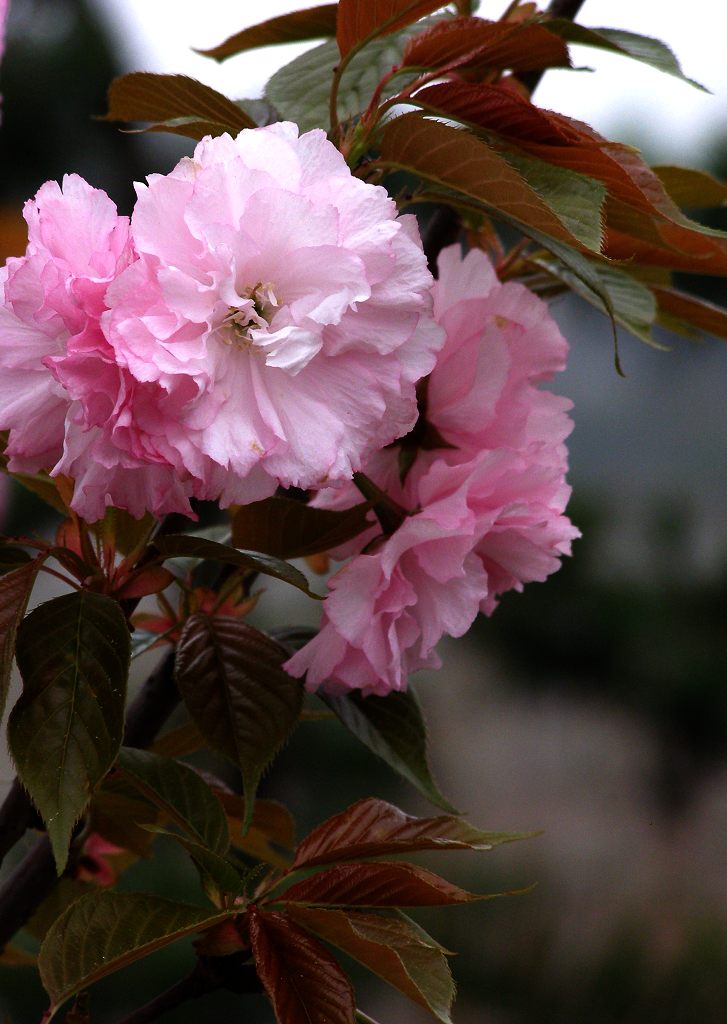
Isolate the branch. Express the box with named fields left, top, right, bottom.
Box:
left=519, top=0, right=587, bottom=93
left=123, top=649, right=179, bottom=749
left=0, top=778, right=42, bottom=867
left=0, top=834, right=58, bottom=950
left=114, top=963, right=221, bottom=1024
left=114, top=958, right=261, bottom=1024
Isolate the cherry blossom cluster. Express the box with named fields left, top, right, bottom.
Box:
left=0, top=123, right=441, bottom=519
left=0, top=123, right=577, bottom=695
left=285, top=246, right=579, bottom=693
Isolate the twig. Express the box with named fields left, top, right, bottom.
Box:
left=114, top=959, right=261, bottom=1024
left=0, top=778, right=42, bottom=867
left=123, top=649, right=179, bottom=750
left=0, top=834, right=57, bottom=950
left=519, top=0, right=587, bottom=93
left=113, top=963, right=221, bottom=1024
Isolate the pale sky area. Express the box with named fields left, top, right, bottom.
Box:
left=97, top=0, right=727, bottom=162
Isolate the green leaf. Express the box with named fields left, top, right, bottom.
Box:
left=532, top=249, right=666, bottom=355
left=197, top=5, right=338, bottom=61
left=143, top=826, right=245, bottom=899
left=265, top=36, right=417, bottom=134
left=115, top=747, right=230, bottom=855
left=500, top=150, right=605, bottom=253
left=154, top=534, right=322, bottom=599
left=175, top=615, right=304, bottom=832
left=322, top=688, right=457, bottom=813
left=546, top=21, right=707, bottom=90
left=237, top=97, right=281, bottom=127
left=0, top=557, right=41, bottom=720
left=231, top=497, right=371, bottom=559
left=250, top=908, right=356, bottom=1024
left=38, top=891, right=232, bottom=1016
left=288, top=907, right=454, bottom=1023
left=103, top=73, right=256, bottom=138
left=379, top=113, right=604, bottom=252
left=292, top=797, right=531, bottom=869
left=89, top=783, right=159, bottom=858
left=8, top=592, right=130, bottom=873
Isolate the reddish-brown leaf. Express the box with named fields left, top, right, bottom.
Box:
left=113, top=566, right=175, bottom=601
left=292, top=797, right=526, bottom=869
left=380, top=113, right=602, bottom=251
left=197, top=5, right=338, bottom=61
left=288, top=907, right=454, bottom=1022
left=104, top=73, right=255, bottom=134
left=336, top=0, right=446, bottom=59
left=403, top=17, right=571, bottom=74
left=413, top=80, right=719, bottom=236
left=605, top=217, right=727, bottom=276
left=175, top=614, right=304, bottom=831
left=278, top=861, right=480, bottom=907
left=249, top=908, right=355, bottom=1024
left=412, top=80, right=582, bottom=144
left=231, top=496, right=371, bottom=559
left=652, top=287, right=727, bottom=341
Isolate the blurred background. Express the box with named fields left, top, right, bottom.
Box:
left=0, top=1, right=726, bottom=1021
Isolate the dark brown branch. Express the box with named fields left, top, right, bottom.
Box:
left=114, top=964, right=222, bottom=1024
left=423, top=206, right=462, bottom=275
left=114, top=958, right=261, bottom=1024
left=0, top=834, right=57, bottom=948
left=519, top=0, right=588, bottom=93
left=123, top=649, right=179, bottom=750
left=0, top=778, right=42, bottom=867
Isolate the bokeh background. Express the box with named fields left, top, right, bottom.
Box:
left=1, top=1, right=726, bottom=1021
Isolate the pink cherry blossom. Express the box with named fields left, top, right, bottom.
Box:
left=0, top=174, right=130, bottom=475
left=103, top=123, right=444, bottom=507
left=286, top=245, right=578, bottom=694
left=428, top=245, right=574, bottom=455
left=285, top=450, right=578, bottom=695
left=0, top=174, right=196, bottom=520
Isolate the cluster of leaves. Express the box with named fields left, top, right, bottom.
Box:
left=0, top=464, right=524, bottom=1021
left=38, top=795, right=526, bottom=1022
left=103, top=0, right=727, bottom=371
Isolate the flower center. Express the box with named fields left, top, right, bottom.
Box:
left=222, top=282, right=279, bottom=348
